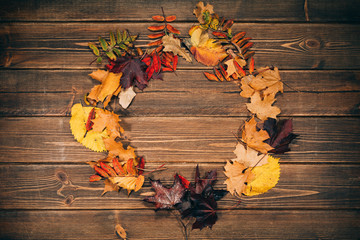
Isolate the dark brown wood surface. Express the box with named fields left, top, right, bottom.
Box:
left=0, top=0, right=359, bottom=239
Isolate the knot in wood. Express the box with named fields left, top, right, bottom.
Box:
left=55, top=170, right=69, bottom=184
left=64, top=195, right=75, bottom=206
left=305, top=39, right=321, bottom=49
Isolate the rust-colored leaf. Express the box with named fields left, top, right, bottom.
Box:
left=94, top=165, right=109, bottom=178
left=214, top=67, right=224, bottom=81
left=113, top=158, right=126, bottom=176
left=249, top=57, right=255, bottom=74
left=85, top=108, right=95, bottom=131
left=166, top=24, right=180, bottom=34
left=148, top=32, right=166, bottom=39
left=152, top=15, right=165, bottom=22
left=204, top=72, right=219, bottom=81
left=147, top=39, right=163, bottom=46
left=212, top=31, right=228, bottom=38
left=148, top=25, right=166, bottom=31
left=165, top=15, right=176, bottom=22
left=89, top=175, right=101, bottom=182
left=100, top=161, right=117, bottom=177
left=231, top=31, right=246, bottom=43
left=222, top=19, right=234, bottom=31
left=173, top=55, right=178, bottom=70
left=237, top=37, right=252, bottom=47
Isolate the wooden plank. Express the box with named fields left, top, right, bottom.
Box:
left=0, top=210, right=358, bottom=239
left=1, top=117, right=359, bottom=164
left=1, top=0, right=359, bottom=22
left=1, top=70, right=359, bottom=93
left=0, top=90, right=359, bottom=117
left=1, top=23, right=360, bottom=70
left=0, top=163, right=359, bottom=210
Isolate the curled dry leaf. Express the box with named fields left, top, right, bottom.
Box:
left=115, top=224, right=127, bottom=240
left=246, top=92, right=281, bottom=121
left=87, top=70, right=122, bottom=107
left=162, top=34, right=192, bottom=62
left=241, top=116, right=273, bottom=154
left=118, top=86, right=136, bottom=109
left=193, top=1, right=214, bottom=24
left=91, top=108, right=124, bottom=139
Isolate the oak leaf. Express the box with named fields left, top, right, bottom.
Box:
left=243, top=156, right=280, bottom=196
left=246, top=92, right=281, bottom=121
left=224, top=160, right=254, bottom=196
left=162, top=34, right=192, bottom=62
left=144, top=175, right=186, bottom=209
left=241, top=116, right=273, bottom=154
left=232, top=143, right=268, bottom=167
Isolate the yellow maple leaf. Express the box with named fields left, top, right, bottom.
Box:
left=246, top=91, right=281, bottom=121
left=224, top=160, right=254, bottom=197
left=241, top=116, right=274, bottom=154
left=69, top=103, right=107, bottom=152
left=243, top=155, right=280, bottom=196
left=189, top=27, right=228, bottom=66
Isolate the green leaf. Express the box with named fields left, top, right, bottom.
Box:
left=116, top=29, right=122, bottom=44
left=106, top=51, right=116, bottom=60
left=110, top=31, right=116, bottom=47
left=130, top=35, right=138, bottom=42
left=122, top=30, right=128, bottom=42
left=99, top=37, right=108, bottom=51
left=113, top=48, right=122, bottom=56
left=119, top=43, right=129, bottom=51
left=88, top=42, right=100, bottom=56
left=96, top=57, right=102, bottom=64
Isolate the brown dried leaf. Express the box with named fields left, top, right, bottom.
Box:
left=241, top=116, right=273, bottom=154
left=246, top=92, right=281, bottom=121
left=115, top=224, right=127, bottom=239
left=224, top=160, right=254, bottom=196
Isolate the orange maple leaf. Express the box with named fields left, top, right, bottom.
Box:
left=241, top=116, right=273, bottom=154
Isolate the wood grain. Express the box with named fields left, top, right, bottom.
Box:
left=0, top=90, right=359, bottom=117
left=0, top=164, right=359, bottom=210
left=1, top=210, right=358, bottom=240
left=1, top=23, right=359, bottom=70
left=1, top=70, right=359, bottom=93
left=0, top=117, right=359, bottom=164
left=0, top=0, right=359, bottom=22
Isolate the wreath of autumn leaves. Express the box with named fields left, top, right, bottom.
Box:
left=70, top=2, right=297, bottom=238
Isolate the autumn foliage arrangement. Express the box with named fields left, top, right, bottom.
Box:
left=69, top=2, right=297, bottom=239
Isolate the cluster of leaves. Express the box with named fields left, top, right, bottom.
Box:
left=224, top=116, right=297, bottom=197
left=147, top=11, right=180, bottom=46
left=70, top=103, right=146, bottom=194
left=144, top=166, right=227, bottom=232
left=89, top=30, right=138, bottom=64
left=89, top=157, right=145, bottom=195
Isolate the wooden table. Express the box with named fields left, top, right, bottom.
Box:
left=0, top=1, right=359, bottom=239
